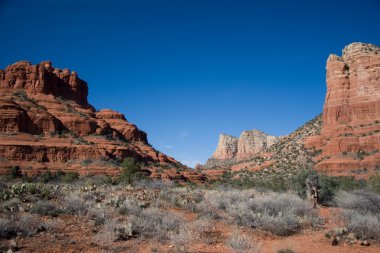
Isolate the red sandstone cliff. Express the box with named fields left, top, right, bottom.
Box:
left=305, top=42, right=380, bottom=176
left=203, top=42, right=380, bottom=178
left=0, top=60, right=202, bottom=180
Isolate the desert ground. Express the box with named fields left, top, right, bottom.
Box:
left=1, top=167, right=379, bottom=253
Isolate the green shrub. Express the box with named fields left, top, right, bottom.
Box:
left=61, top=172, right=79, bottom=183
left=368, top=174, right=380, bottom=194
left=117, top=158, right=142, bottom=184
left=290, top=169, right=318, bottom=199
left=318, top=174, right=363, bottom=206
left=278, top=250, right=295, bottom=253
left=8, top=166, right=22, bottom=179
left=0, top=183, right=52, bottom=201
left=31, top=200, right=60, bottom=217
left=39, top=171, right=54, bottom=183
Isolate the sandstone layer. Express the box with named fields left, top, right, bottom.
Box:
left=305, top=42, right=380, bottom=175
left=0, top=61, right=204, bottom=181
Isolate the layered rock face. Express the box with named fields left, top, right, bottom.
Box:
left=205, top=129, right=277, bottom=168
left=0, top=61, right=189, bottom=177
left=212, top=134, right=238, bottom=160
left=305, top=42, right=380, bottom=175
left=0, top=61, right=90, bottom=108
left=237, top=130, right=277, bottom=160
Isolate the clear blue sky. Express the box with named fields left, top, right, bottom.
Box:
left=1, top=0, right=379, bottom=167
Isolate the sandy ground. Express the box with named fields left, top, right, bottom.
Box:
left=1, top=205, right=378, bottom=253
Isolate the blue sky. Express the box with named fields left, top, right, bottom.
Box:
left=1, top=0, right=380, bottom=167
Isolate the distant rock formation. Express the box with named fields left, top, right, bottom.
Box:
left=205, top=129, right=277, bottom=168
left=237, top=130, right=277, bottom=160
left=305, top=42, right=380, bottom=175
left=212, top=134, right=238, bottom=160
left=0, top=60, right=206, bottom=182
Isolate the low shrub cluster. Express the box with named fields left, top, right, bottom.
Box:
left=335, top=190, right=380, bottom=242
left=227, top=230, right=258, bottom=252
left=129, top=207, right=183, bottom=242
left=225, top=192, right=321, bottom=235
left=0, top=183, right=53, bottom=201
left=0, top=214, right=53, bottom=239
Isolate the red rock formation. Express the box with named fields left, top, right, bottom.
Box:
left=305, top=42, right=380, bottom=175
left=205, top=130, right=277, bottom=168
left=0, top=61, right=91, bottom=108
left=0, top=60, right=204, bottom=180
left=236, top=130, right=277, bottom=160
left=212, top=134, right=238, bottom=160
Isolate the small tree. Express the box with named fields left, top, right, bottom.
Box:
left=8, top=166, right=22, bottom=179
left=117, top=158, right=142, bottom=184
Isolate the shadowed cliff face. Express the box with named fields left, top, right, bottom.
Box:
left=305, top=42, right=380, bottom=175
left=0, top=60, right=185, bottom=176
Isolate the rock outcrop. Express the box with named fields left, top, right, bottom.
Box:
left=205, top=129, right=277, bottom=168
left=305, top=42, right=380, bottom=175
left=212, top=134, right=238, bottom=160
left=0, top=60, right=205, bottom=181
left=237, top=130, right=277, bottom=160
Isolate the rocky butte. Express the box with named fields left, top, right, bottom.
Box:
left=204, top=129, right=277, bottom=169
left=0, top=60, right=204, bottom=181
left=305, top=42, right=380, bottom=175
left=204, top=42, right=380, bottom=178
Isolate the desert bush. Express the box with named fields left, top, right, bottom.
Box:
left=254, top=213, right=301, bottom=236
left=86, top=175, right=113, bottom=185
left=335, top=190, right=380, bottom=241
left=61, top=172, right=79, bottom=183
left=290, top=169, right=317, bottom=198
left=196, top=189, right=256, bottom=220
left=195, top=200, right=221, bottom=219
left=7, top=166, right=22, bottom=179
left=31, top=200, right=60, bottom=217
left=1, top=198, right=21, bottom=212
left=289, top=169, right=364, bottom=205
left=170, top=216, right=216, bottom=250
left=130, top=207, right=183, bottom=242
left=155, top=188, right=189, bottom=208
left=81, top=158, right=94, bottom=166
left=38, top=171, right=54, bottom=183
left=94, top=219, right=118, bottom=247
left=169, top=226, right=194, bottom=252
left=226, top=192, right=321, bottom=236
left=95, top=219, right=134, bottom=248
left=335, top=190, right=380, bottom=213
left=277, top=250, right=295, bottom=253
left=368, top=174, right=380, bottom=194
left=0, top=183, right=52, bottom=201
left=119, top=198, right=141, bottom=215
left=134, top=179, right=173, bottom=190
left=88, top=207, right=113, bottom=226
left=227, top=230, right=255, bottom=252
left=0, top=213, right=50, bottom=239
left=62, top=193, right=90, bottom=215
left=340, top=209, right=380, bottom=240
